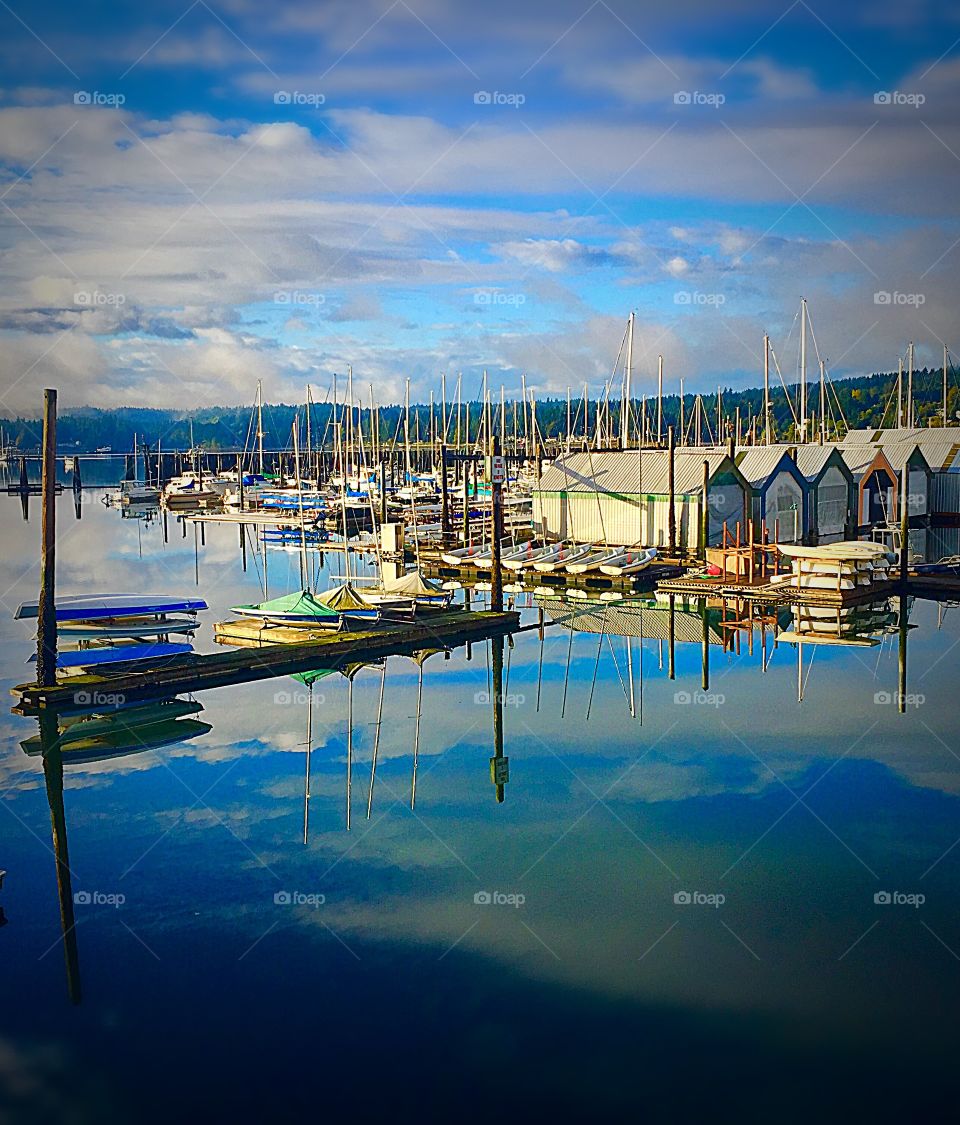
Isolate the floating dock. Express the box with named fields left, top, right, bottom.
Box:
left=654, top=572, right=901, bottom=606
left=417, top=548, right=685, bottom=595
left=12, top=609, right=519, bottom=714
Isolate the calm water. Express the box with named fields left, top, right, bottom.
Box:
left=2, top=493, right=959, bottom=1122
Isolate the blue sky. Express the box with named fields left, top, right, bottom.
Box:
left=0, top=0, right=958, bottom=411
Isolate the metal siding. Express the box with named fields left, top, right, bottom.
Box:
left=908, top=467, right=928, bottom=515
left=933, top=472, right=960, bottom=515
left=764, top=471, right=803, bottom=542
left=815, top=465, right=848, bottom=537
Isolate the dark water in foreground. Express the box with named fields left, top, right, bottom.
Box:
left=1, top=495, right=959, bottom=1122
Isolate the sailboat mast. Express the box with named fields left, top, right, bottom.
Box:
left=622, top=312, right=634, bottom=449
left=819, top=360, right=826, bottom=442
left=405, top=379, right=421, bottom=568
left=657, top=353, right=663, bottom=445
left=897, top=357, right=903, bottom=429
left=256, top=379, right=264, bottom=476
left=292, top=419, right=308, bottom=589
left=305, top=384, right=312, bottom=479
left=907, top=341, right=914, bottom=428
left=763, top=334, right=771, bottom=445
left=944, top=344, right=950, bottom=427
left=799, top=297, right=807, bottom=441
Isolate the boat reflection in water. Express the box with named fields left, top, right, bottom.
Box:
left=27, top=696, right=212, bottom=1006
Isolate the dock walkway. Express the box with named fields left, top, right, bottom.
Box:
left=13, top=609, right=519, bottom=714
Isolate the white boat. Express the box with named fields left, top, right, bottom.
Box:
left=378, top=568, right=452, bottom=609
left=441, top=544, right=490, bottom=566
left=599, top=547, right=658, bottom=577
left=162, top=472, right=226, bottom=506
left=106, top=480, right=160, bottom=505
left=566, top=548, right=624, bottom=574
left=533, top=543, right=597, bottom=573
left=503, top=543, right=557, bottom=571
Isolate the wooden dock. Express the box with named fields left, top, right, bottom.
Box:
left=655, top=573, right=901, bottom=607
left=12, top=609, right=519, bottom=714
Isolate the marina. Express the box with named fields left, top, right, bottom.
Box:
left=3, top=2, right=960, bottom=1115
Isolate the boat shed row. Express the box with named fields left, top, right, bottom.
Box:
left=840, top=428, right=960, bottom=519
left=531, top=433, right=953, bottom=549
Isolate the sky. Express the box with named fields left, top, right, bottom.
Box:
left=0, top=0, right=958, bottom=413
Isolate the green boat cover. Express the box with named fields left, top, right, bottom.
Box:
left=232, top=590, right=339, bottom=619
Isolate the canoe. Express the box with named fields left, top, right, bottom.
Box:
left=15, top=594, right=208, bottom=622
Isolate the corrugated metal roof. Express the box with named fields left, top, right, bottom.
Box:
left=840, top=429, right=880, bottom=444
left=839, top=446, right=894, bottom=477
left=535, top=450, right=736, bottom=496
left=734, top=447, right=808, bottom=488
left=842, top=427, right=960, bottom=472
left=870, top=439, right=932, bottom=473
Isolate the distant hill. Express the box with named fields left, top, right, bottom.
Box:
left=1, top=366, right=956, bottom=453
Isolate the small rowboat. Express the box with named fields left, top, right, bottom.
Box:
left=441, top=544, right=490, bottom=566
left=566, top=548, right=623, bottom=574
left=599, top=547, right=658, bottom=576
left=503, top=543, right=556, bottom=571
left=533, top=543, right=597, bottom=573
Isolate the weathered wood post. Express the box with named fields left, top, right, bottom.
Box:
left=37, top=390, right=58, bottom=688
left=439, top=443, right=449, bottom=537
left=667, top=425, right=676, bottom=556
left=899, top=465, right=909, bottom=587
left=490, top=435, right=504, bottom=613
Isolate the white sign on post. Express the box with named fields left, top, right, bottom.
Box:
left=490, top=455, right=506, bottom=485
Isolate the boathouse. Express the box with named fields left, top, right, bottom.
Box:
left=532, top=450, right=750, bottom=549
left=733, top=448, right=809, bottom=544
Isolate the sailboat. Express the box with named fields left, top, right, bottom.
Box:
left=231, top=589, right=344, bottom=628
left=372, top=567, right=452, bottom=609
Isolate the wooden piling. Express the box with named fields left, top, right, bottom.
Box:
left=667, top=425, right=676, bottom=555
left=37, top=390, right=58, bottom=688
left=490, top=435, right=504, bottom=612
left=439, top=443, right=449, bottom=536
